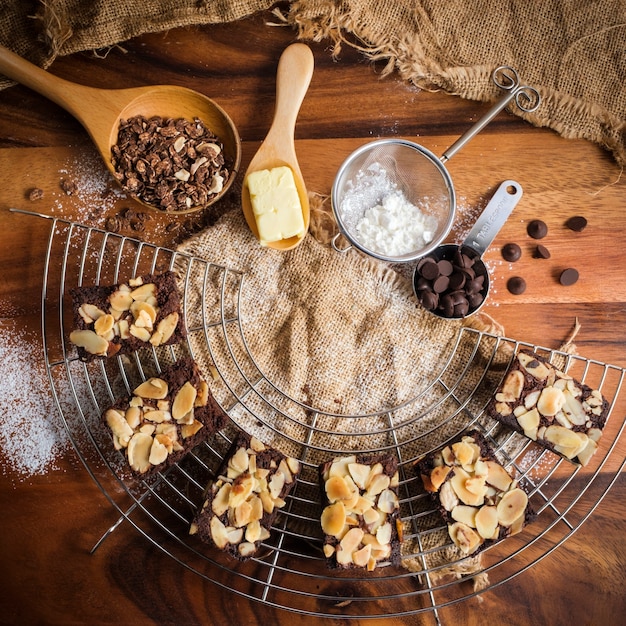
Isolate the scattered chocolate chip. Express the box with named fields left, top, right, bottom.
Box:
left=533, top=244, right=551, bottom=259
left=507, top=276, right=527, bottom=295
left=527, top=219, right=548, bottom=239
left=104, top=217, right=120, bottom=233
left=501, top=242, right=522, bottom=262
left=60, top=178, right=78, bottom=196
left=28, top=187, right=44, bottom=201
left=566, top=216, right=588, bottom=232
left=559, top=268, right=579, bottom=286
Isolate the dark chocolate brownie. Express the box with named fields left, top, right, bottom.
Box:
left=486, top=349, right=609, bottom=466
left=190, top=432, right=302, bottom=560
left=319, top=453, right=401, bottom=570
left=103, top=356, right=228, bottom=477
left=417, top=430, right=535, bottom=556
left=69, top=271, right=186, bottom=361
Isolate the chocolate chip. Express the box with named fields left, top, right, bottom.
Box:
left=419, top=290, right=439, bottom=310
left=433, top=275, right=450, bottom=293
left=566, top=216, right=588, bottom=232
left=559, top=268, right=579, bottom=286
left=501, top=242, right=522, bottom=262
left=28, top=187, right=44, bottom=201
left=533, top=244, right=551, bottom=259
left=527, top=219, right=548, bottom=239
left=437, top=259, right=454, bottom=276
left=507, top=276, right=527, bottom=295
left=420, top=259, right=440, bottom=280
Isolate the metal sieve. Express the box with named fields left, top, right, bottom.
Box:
left=330, top=65, right=540, bottom=263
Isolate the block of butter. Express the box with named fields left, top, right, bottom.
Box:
left=246, top=166, right=305, bottom=246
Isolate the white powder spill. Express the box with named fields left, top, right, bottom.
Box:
left=0, top=319, right=70, bottom=481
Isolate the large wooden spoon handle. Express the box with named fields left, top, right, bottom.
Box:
left=0, top=45, right=101, bottom=121
left=270, top=43, right=314, bottom=145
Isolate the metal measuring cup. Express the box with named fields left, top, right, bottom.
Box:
left=413, top=180, right=523, bottom=319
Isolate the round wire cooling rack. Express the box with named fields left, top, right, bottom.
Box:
left=13, top=207, right=626, bottom=623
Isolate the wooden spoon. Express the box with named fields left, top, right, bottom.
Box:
left=0, top=44, right=241, bottom=213
left=241, top=43, right=314, bottom=250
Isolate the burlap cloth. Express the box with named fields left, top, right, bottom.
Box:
left=2, top=0, right=625, bottom=165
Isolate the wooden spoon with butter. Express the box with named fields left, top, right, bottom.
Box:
left=241, top=43, right=314, bottom=250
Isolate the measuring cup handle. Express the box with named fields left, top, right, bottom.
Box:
left=331, top=232, right=352, bottom=253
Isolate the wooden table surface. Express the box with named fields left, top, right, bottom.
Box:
left=1, top=12, right=625, bottom=626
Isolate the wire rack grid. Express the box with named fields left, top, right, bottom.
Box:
left=15, top=208, right=626, bottom=623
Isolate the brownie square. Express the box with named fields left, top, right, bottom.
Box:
left=417, top=430, right=535, bottom=556
left=486, top=349, right=609, bottom=466
left=319, top=454, right=401, bottom=570
left=190, top=432, right=302, bottom=560
left=69, top=271, right=186, bottom=361
left=103, top=356, right=228, bottom=477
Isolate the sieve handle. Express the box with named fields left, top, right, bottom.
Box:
left=462, top=180, right=523, bottom=256
left=440, top=66, right=540, bottom=163
left=331, top=232, right=353, bottom=253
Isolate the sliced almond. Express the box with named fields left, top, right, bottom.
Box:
left=229, top=474, right=255, bottom=508
left=245, top=520, right=262, bottom=543
left=268, top=470, right=286, bottom=500
left=105, top=408, right=133, bottom=446
left=234, top=500, right=253, bottom=528
left=352, top=543, right=372, bottom=568
left=286, top=457, right=301, bottom=476
left=94, top=313, right=115, bottom=336
left=377, top=488, right=399, bottom=514
left=484, top=461, right=513, bottom=492
left=321, top=501, right=346, bottom=537
left=109, top=290, right=133, bottom=312
left=127, top=432, right=153, bottom=473
left=326, top=475, right=353, bottom=503
left=576, top=437, right=598, bottom=466
left=451, top=504, right=477, bottom=528
left=210, top=516, right=229, bottom=549
left=449, top=522, right=482, bottom=554
left=149, top=436, right=168, bottom=465
left=228, top=446, right=249, bottom=475
left=238, top=542, right=256, bottom=558
left=496, top=488, right=528, bottom=526
left=439, top=480, right=459, bottom=512
left=543, top=424, right=585, bottom=449
left=134, top=377, right=168, bottom=400
left=143, top=409, right=170, bottom=423
left=277, top=459, right=293, bottom=484
left=537, top=386, right=566, bottom=416
left=517, top=407, right=540, bottom=440
left=339, top=527, right=364, bottom=554
left=375, top=522, right=392, bottom=546
left=429, top=465, right=452, bottom=492
left=475, top=505, right=499, bottom=540
left=149, top=312, right=179, bottom=346
left=129, top=325, right=151, bottom=342
left=172, top=381, right=197, bottom=421
left=69, top=329, right=109, bottom=356
left=181, top=419, right=203, bottom=439
left=496, top=369, right=525, bottom=402
left=195, top=380, right=209, bottom=407
left=211, top=483, right=231, bottom=516
left=130, top=282, right=156, bottom=302
left=450, top=467, right=485, bottom=506
left=366, top=473, right=390, bottom=497
left=348, top=463, right=371, bottom=490
left=124, top=406, right=142, bottom=430
left=518, top=352, right=550, bottom=381
left=78, top=303, right=106, bottom=323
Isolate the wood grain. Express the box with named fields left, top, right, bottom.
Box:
left=0, top=12, right=625, bottom=626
